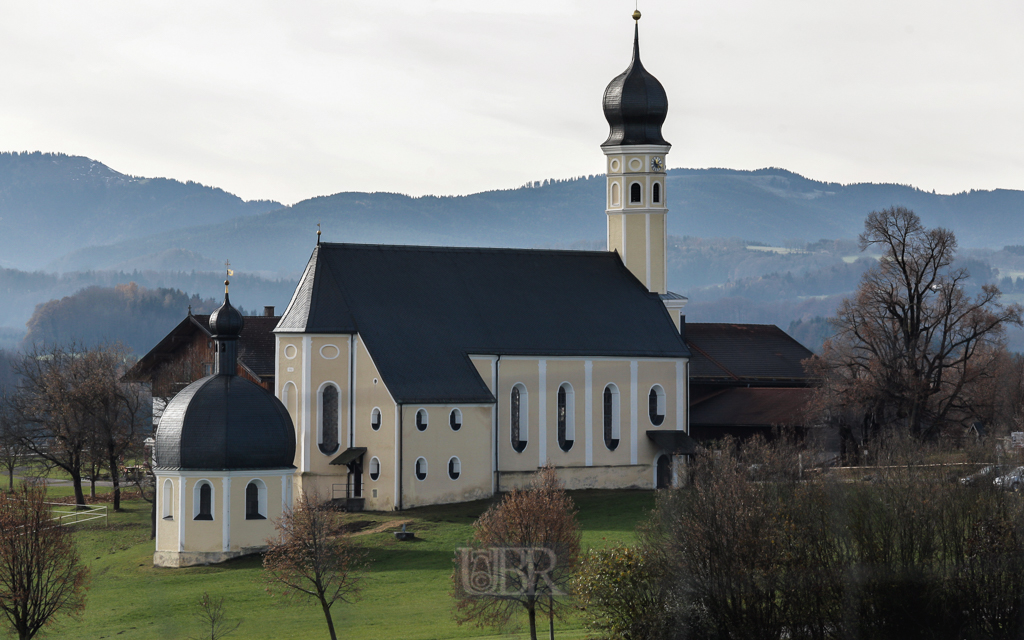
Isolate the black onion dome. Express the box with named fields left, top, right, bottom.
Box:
left=209, top=289, right=244, bottom=337
left=155, top=375, right=296, bottom=471
left=602, top=23, right=669, bottom=147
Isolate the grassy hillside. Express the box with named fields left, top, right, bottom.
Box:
left=50, top=491, right=654, bottom=640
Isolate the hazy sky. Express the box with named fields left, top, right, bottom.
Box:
left=1, top=1, right=1021, bottom=204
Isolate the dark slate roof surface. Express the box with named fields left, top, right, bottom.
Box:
left=685, top=323, right=813, bottom=382
left=277, top=243, right=688, bottom=404
left=155, top=374, right=296, bottom=471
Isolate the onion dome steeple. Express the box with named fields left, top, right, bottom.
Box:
left=601, top=12, right=670, bottom=148
left=209, top=280, right=244, bottom=375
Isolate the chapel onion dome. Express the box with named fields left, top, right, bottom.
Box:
left=209, top=285, right=244, bottom=337
left=154, top=376, right=296, bottom=471
left=154, top=285, right=295, bottom=471
left=601, top=12, right=670, bottom=148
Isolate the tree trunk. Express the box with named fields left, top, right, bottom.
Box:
left=549, top=596, right=554, bottom=640
left=70, top=469, right=86, bottom=508
left=7, top=466, right=12, bottom=491
left=528, top=603, right=538, bottom=640
left=90, top=476, right=96, bottom=498
left=108, top=453, right=121, bottom=511
left=320, top=598, right=338, bottom=640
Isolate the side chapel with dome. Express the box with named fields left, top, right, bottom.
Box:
left=154, top=12, right=695, bottom=567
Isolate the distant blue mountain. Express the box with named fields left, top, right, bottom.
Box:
left=0, top=152, right=282, bottom=270
left=45, top=166, right=1024, bottom=278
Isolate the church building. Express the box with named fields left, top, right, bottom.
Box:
left=272, top=12, right=693, bottom=510
left=153, top=12, right=695, bottom=566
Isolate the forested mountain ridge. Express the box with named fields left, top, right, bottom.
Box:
left=0, top=152, right=282, bottom=270
left=46, top=166, right=1024, bottom=277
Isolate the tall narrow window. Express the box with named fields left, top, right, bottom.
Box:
left=448, top=457, right=461, bottom=480
left=557, top=384, right=574, bottom=452
left=370, top=407, right=381, bottom=431
left=450, top=408, right=462, bottom=431
left=162, top=479, right=173, bottom=520
left=195, top=482, right=213, bottom=521
left=603, top=384, right=620, bottom=450
left=245, top=481, right=266, bottom=520
left=649, top=385, right=666, bottom=426
left=630, top=183, right=642, bottom=203
left=416, top=409, right=428, bottom=431
left=511, top=384, right=528, bottom=453
left=653, top=182, right=661, bottom=203
left=319, top=384, right=340, bottom=454
left=610, top=182, right=621, bottom=207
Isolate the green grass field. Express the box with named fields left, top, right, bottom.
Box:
left=42, top=488, right=655, bottom=640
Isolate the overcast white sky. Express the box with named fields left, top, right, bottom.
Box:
left=1, top=0, right=1021, bottom=205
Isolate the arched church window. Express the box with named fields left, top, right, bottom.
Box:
left=557, top=383, right=574, bottom=452
left=511, top=384, right=528, bottom=453
left=371, top=407, right=381, bottom=431
left=630, top=183, right=642, bottom=203
left=416, top=409, right=428, bottom=431
left=369, top=457, right=380, bottom=481
left=318, top=384, right=340, bottom=455
left=450, top=408, right=462, bottom=431
left=603, top=384, right=620, bottom=450
left=610, top=182, right=621, bottom=207
left=162, top=479, right=173, bottom=520
left=448, top=456, right=461, bottom=480
left=194, top=482, right=213, bottom=521
left=245, top=480, right=266, bottom=520
left=653, top=182, right=661, bottom=203
left=649, top=385, right=666, bottom=426
left=415, top=457, right=427, bottom=481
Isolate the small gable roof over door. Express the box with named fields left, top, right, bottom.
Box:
left=276, top=243, right=688, bottom=405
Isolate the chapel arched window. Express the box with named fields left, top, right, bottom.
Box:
left=319, top=385, right=340, bottom=454
left=603, top=384, right=620, bottom=450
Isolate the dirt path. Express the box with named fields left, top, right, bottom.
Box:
left=352, top=518, right=414, bottom=537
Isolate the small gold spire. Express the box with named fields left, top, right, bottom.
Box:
left=224, top=279, right=230, bottom=293
left=632, top=9, right=641, bottom=21
left=317, top=222, right=322, bottom=245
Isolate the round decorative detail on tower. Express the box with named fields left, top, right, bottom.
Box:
left=601, top=19, right=669, bottom=148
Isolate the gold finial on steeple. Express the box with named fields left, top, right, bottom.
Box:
left=317, top=222, right=321, bottom=245
left=633, top=9, right=641, bottom=21
left=224, top=259, right=234, bottom=292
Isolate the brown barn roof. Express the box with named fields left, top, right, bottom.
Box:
left=685, top=323, right=814, bottom=383
left=126, top=312, right=279, bottom=383
left=690, top=387, right=814, bottom=429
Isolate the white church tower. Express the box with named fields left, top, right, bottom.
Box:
left=601, top=11, right=686, bottom=327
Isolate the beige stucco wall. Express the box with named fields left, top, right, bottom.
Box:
left=494, top=356, right=686, bottom=487
left=353, top=338, right=397, bottom=511
left=228, top=475, right=285, bottom=550
left=399, top=404, right=493, bottom=509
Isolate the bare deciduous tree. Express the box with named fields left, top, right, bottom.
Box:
left=262, top=491, right=363, bottom=640
left=6, top=344, right=148, bottom=509
left=0, top=402, right=29, bottom=491
left=452, top=464, right=581, bottom=640
left=809, top=207, right=1022, bottom=447
left=0, top=484, right=90, bottom=640
left=188, top=592, right=241, bottom=640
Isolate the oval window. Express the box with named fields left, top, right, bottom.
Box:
left=416, top=409, right=428, bottom=432
left=448, top=456, right=461, bottom=480
left=415, top=457, right=427, bottom=481
left=371, top=407, right=382, bottom=431
left=369, top=457, right=380, bottom=481
left=450, top=408, right=462, bottom=431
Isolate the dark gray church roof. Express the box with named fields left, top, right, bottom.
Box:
left=601, top=22, right=670, bottom=148
left=277, top=243, right=689, bottom=405
left=155, top=374, right=296, bottom=471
